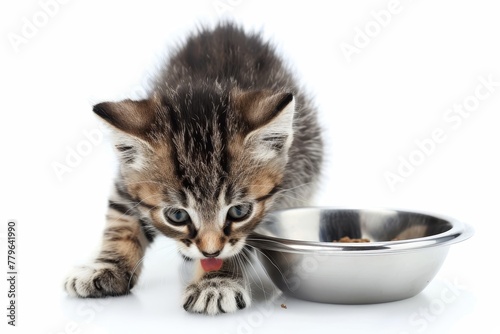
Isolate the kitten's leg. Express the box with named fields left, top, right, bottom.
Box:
left=183, top=254, right=251, bottom=315
left=65, top=192, right=153, bottom=298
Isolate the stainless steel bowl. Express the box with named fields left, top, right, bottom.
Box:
left=247, top=207, right=473, bottom=304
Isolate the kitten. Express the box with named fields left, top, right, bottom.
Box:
left=65, top=23, right=323, bottom=315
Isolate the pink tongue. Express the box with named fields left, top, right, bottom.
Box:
left=200, top=258, right=223, bottom=272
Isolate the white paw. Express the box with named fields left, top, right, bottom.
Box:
left=183, top=276, right=251, bottom=315
left=64, top=263, right=132, bottom=298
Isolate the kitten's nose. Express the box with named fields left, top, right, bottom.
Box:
left=201, top=250, right=220, bottom=258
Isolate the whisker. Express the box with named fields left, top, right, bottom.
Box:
left=127, top=242, right=177, bottom=290
left=240, top=250, right=269, bottom=303
left=128, top=255, right=147, bottom=291
left=244, top=244, right=292, bottom=292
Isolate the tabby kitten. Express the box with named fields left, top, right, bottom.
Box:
left=65, top=23, right=323, bottom=315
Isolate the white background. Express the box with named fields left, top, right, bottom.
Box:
left=1, top=0, right=499, bottom=333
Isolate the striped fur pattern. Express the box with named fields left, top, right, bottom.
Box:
left=65, top=23, right=323, bottom=314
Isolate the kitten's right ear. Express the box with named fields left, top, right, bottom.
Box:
left=93, top=99, right=157, bottom=170
left=93, top=99, right=156, bottom=138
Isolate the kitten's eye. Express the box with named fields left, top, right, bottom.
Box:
left=164, top=208, right=190, bottom=226
left=227, top=204, right=252, bottom=221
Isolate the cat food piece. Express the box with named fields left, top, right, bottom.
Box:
left=334, top=236, right=371, bottom=243
left=281, top=303, right=287, bottom=309
left=200, top=258, right=223, bottom=272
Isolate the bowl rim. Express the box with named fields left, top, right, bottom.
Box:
left=247, top=206, right=474, bottom=255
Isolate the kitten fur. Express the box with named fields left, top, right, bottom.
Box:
left=65, top=23, right=323, bottom=315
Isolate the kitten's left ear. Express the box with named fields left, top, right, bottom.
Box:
left=234, top=90, right=295, bottom=160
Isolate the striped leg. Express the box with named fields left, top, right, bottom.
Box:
left=65, top=191, right=154, bottom=298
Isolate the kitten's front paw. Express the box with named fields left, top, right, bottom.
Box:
left=64, top=263, right=133, bottom=298
left=183, top=276, right=251, bottom=315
